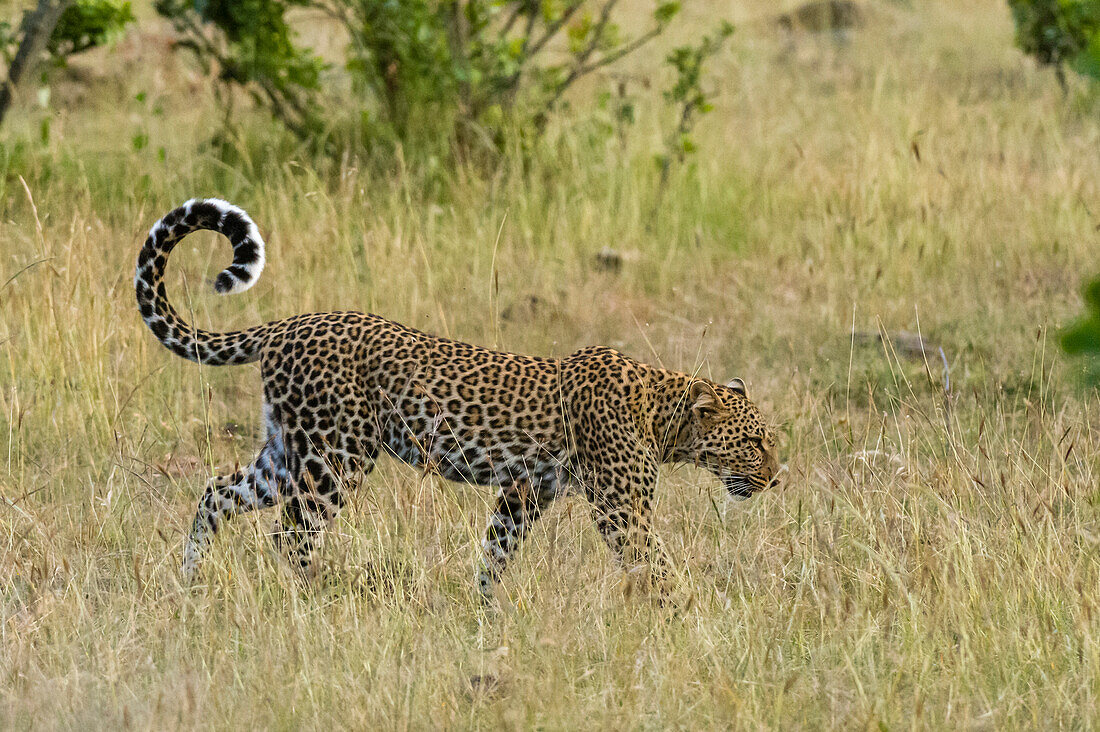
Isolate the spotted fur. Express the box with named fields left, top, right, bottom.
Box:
left=136, top=199, right=781, bottom=600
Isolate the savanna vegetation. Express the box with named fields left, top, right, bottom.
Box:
left=2, top=0, right=1100, bottom=727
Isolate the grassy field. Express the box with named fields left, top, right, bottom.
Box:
left=3, top=0, right=1100, bottom=727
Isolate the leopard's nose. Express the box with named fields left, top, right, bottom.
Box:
left=761, top=451, right=783, bottom=489
left=766, top=462, right=787, bottom=489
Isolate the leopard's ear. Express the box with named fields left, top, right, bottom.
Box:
left=689, top=380, right=723, bottom=419
left=726, top=378, right=747, bottom=397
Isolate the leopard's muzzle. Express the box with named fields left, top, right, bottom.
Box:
left=723, top=474, right=765, bottom=501
left=724, top=461, right=784, bottom=501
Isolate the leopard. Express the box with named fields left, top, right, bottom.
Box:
left=134, top=198, right=782, bottom=601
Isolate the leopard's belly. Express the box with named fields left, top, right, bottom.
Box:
left=379, top=397, right=572, bottom=489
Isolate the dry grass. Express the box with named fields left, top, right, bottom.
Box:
left=3, top=0, right=1100, bottom=727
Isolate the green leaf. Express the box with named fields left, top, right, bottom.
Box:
left=541, top=0, right=563, bottom=23
left=568, top=14, right=594, bottom=54
left=597, top=22, right=621, bottom=52
left=654, top=2, right=681, bottom=25
left=617, top=101, right=635, bottom=124
left=1085, top=277, right=1100, bottom=308
left=1062, top=317, right=1100, bottom=354
left=1071, top=29, right=1100, bottom=80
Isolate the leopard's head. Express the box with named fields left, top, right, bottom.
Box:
left=675, top=378, right=781, bottom=500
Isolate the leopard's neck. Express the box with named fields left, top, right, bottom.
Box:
left=645, top=369, right=697, bottom=463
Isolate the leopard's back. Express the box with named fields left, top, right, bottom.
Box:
left=257, top=310, right=569, bottom=487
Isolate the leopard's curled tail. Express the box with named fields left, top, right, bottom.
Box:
left=135, top=199, right=269, bottom=365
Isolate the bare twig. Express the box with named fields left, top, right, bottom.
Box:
left=571, top=25, right=664, bottom=79
left=537, top=3, right=668, bottom=127
left=649, top=97, right=698, bottom=227
left=523, top=0, right=585, bottom=61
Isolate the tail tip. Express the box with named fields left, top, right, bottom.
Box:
left=213, top=271, right=238, bottom=294
left=202, top=198, right=266, bottom=296
left=212, top=261, right=264, bottom=295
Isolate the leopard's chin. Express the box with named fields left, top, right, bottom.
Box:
left=723, top=475, right=756, bottom=501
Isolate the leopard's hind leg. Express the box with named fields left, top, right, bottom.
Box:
left=477, top=476, right=561, bottom=602
left=271, top=477, right=336, bottom=574
left=181, top=429, right=287, bottom=581
left=270, top=436, right=375, bottom=576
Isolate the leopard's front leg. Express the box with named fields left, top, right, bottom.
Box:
left=582, top=462, right=674, bottom=597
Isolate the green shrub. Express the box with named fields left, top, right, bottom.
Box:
left=1008, top=0, right=1100, bottom=83
left=49, top=0, right=134, bottom=57
left=651, top=21, right=733, bottom=222
left=0, top=0, right=135, bottom=131
left=0, top=1, right=134, bottom=65
left=1061, top=279, right=1100, bottom=382
left=156, top=0, right=693, bottom=156
left=1011, top=2, right=1100, bottom=379
left=153, top=0, right=325, bottom=140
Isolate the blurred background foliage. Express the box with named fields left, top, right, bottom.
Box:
left=1008, top=0, right=1100, bottom=84
left=3, top=0, right=1099, bottom=380
left=1007, top=1, right=1100, bottom=380
left=151, top=0, right=715, bottom=160
left=1, top=1, right=134, bottom=67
